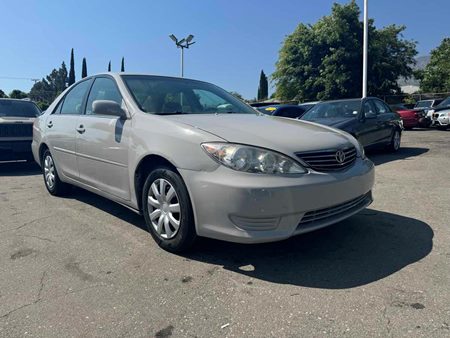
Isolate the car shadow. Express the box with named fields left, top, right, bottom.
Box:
left=62, top=187, right=433, bottom=289
left=367, top=147, right=429, bottom=166
left=0, top=161, right=41, bottom=176
left=68, top=187, right=147, bottom=231
left=185, top=209, right=433, bottom=289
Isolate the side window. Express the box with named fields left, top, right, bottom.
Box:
left=52, top=98, right=64, bottom=114
left=60, top=80, right=92, bottom=115
left=363, top=101, right=376, bottom=115
left=276, top=107, right=303, bottom=119
left=372, top=100, right=388, bottom=114
left=85, top=78, right=123, bottom=115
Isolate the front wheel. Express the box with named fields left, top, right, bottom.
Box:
left=387, top=129, right=401, bottom=152
left=142, top=167, right=196, bottom=252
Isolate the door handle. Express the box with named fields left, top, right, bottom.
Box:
left=47, top=121, right=53, bottom=128
left=76, top=125, right=85, bottom=134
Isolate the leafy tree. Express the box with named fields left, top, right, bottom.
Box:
left=9, top=90, right=28, bottom=99
left=419, top=38, right=450, bottom=92
left=273, top=1, right=417, bottom=101
left=29, top=62, right=68, bottom=106
left=0, top=89, right=7, bottom=98
left=68, top=48, right=76, bottom=85
left=121, top=57, right=125, bottom=72
left=229, top=91, right=244, bottom=101
left=257, top=70, right=268, bottom=100
left=108, top=61, right=111, bottom=72
left=82, top=57, right=88, bottom=78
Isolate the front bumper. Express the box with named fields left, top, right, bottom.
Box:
left=0, top=140, right=33, bottom=161
left=432, top=116, right=450, bottom=126
left=179, top=158, right=375, bottom=243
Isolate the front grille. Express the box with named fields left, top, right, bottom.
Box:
left=298, top=192, right=372, bottom=227
left=296, top=146, right=357, bottom=172
left=0, top=123, right=33, bottom=137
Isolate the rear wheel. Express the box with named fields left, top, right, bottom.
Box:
left=142, top=167, right=196, bottom=252
left=387, top=129, right=401, bottom=152
left=42, top=149, right=71, bottom=196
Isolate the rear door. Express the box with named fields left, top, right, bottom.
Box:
left=75, top=76, right=131, bottom=200
left=44, top=79, right=92, bottom=179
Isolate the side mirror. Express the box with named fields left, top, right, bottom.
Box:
left=92, top=100, right=127, bottom=119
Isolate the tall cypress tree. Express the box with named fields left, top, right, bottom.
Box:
left=257, top=70, right=268, bottom=101
left=121, top=57, right=125, bottom=72
left=81, top=58, right=87, bottom=78
left=68, top=48, right=76, bottom=85
left=108, top=61, right=111, bottom=72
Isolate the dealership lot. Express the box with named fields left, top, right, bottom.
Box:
left=0, top=130, right=449, bottom=337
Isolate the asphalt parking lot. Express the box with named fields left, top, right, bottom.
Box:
left=0, top=129, right=449, bottom=338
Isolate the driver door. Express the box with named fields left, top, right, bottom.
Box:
left=356, top=100, right=379, bottom=147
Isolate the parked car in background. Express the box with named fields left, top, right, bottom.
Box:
left=390, top=104, right=420, bottom=129
left=256, top=104, right=307, bottom=119
left=32, top=73, right=374, bottom=252
left=414, top=99, right=443, bottom=110
left=428, top=97, right=450, bottom=129
left=0, top=98, right=41, bottom=162
left=301, top=98, right=403, bottom=151
left=298, top=101, right=320, bottom=112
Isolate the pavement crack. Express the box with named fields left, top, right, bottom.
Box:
left=0, top=271, right=47, bottom=320
left=15, top=234, right=56, bottom=243
left=0, top=215, right=53, bottom=234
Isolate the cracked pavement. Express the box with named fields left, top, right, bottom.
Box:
left=0, top=130, right=449, bottom=337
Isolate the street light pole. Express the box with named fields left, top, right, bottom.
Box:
left=169, top=34, right=195, bottom=78
left=362, top=0, right=368, bottom=98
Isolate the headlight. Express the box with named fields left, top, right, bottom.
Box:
left=201, top=143, right=307, bottom=175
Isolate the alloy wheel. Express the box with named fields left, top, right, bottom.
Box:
left=44, top=155, right=56, bottom=189
left=147, top=178, right=181, bottom=239
left=393, top=131, right=401, bottom=150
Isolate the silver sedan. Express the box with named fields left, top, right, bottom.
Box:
left=32, top=73, right=374, bottom=252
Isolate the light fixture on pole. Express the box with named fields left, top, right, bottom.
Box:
left=169, top=34, right=196, bottom=78
left=362, top=0, right=368, bottom=98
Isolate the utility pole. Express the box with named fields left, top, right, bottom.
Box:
left=362, top=0, right=368, bottom=98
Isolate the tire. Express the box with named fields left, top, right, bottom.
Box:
left=41, top=149, right=71, bottom=196
left=142, top=167, right=196, bottom=252
left=387, top=129, right=401, bottom=152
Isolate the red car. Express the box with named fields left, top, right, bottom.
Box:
left=390, top=104, right=420, bottom=129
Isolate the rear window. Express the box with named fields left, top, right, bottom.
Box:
left=0, top=100, right=41, bottom=117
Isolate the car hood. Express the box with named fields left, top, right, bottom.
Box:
left=0, top=116, right=35, bottom=123
left=302, top=116, right=355, bottom=129
left=164, top=114, right=356, bottom=154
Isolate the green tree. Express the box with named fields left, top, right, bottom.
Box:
left=121, top=57, right=125, bottom=72
left=82, top=57, right=88, bottom=78
left=108, top=61, right=111, bottom=72
left=420, top=38, right=450, bottom=92
left=29, top=62, right=68, bottom=106
left=9, top=90, right=28, bottom=99
left=68, top=48, right=76, bottom=85
left=229, top=91, right=244, bottom=101
left=272, top=1, right=417, bottom=101
left=257, top=70, right=268, bottom=101
left=0, top=89, right=7, bottom=98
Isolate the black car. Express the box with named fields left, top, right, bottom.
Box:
left=256, top=104, right=307, bottom=119
left=0, top=99, right=41, bottom=161
left=301, top=98, right=403, bottom=152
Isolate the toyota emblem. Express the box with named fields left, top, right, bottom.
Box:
left=335, top=150, right=346, bottom=164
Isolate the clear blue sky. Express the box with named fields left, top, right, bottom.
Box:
left=1, top=0, right=449, bottom=99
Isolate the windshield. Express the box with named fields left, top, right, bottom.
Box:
left=302, top=100, right=361, bottom=120
left=415, top=100, right=433, bottom=108
left=0, top=100, right=41, bottom=117
left=437, top=97, right=450, bottom=108
left=122, top=75, right=256, bottom=115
